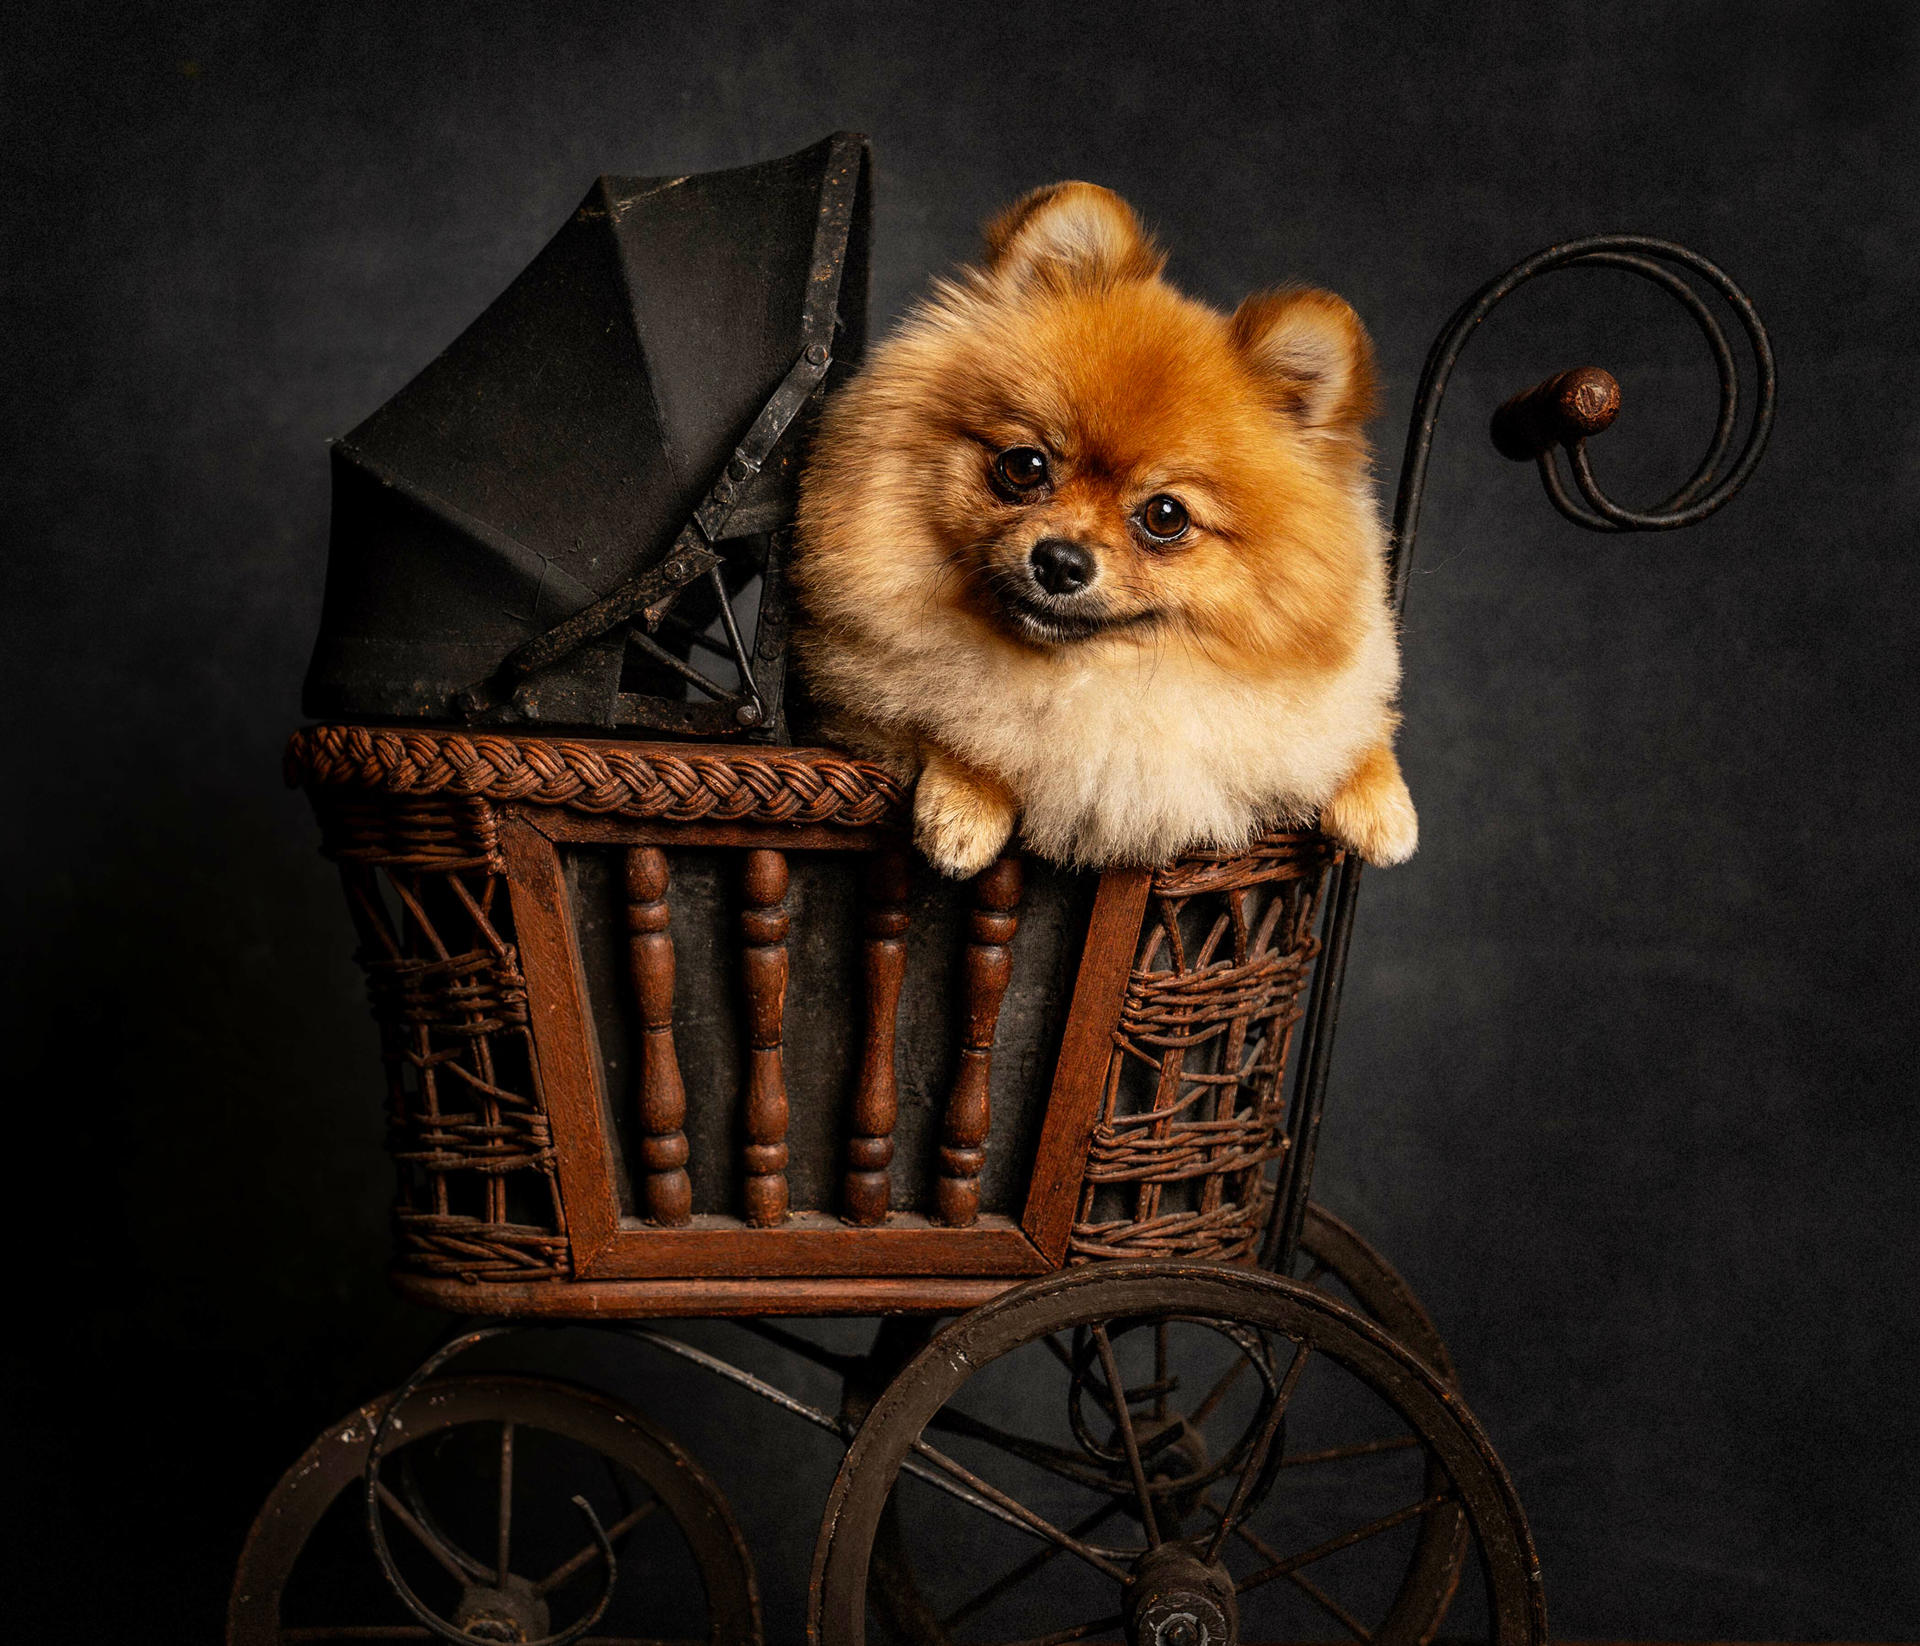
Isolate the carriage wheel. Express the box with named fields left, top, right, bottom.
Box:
left=230, top=1374, right=761, bottom=1646
left=853, top=1205, right=1474, bottom=1646
left=813, top=1261, right=1542, bottom=1646
left=1283, top=1203, right=1472, bottom=1639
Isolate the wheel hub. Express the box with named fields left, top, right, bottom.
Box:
left=1125, top=1542, right=1238, bottom=1646
left=451, top=1574, right=551, bottom=1642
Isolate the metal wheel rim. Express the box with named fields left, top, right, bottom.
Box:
left=229, top=1373, right=762, bottom=1646
left=810, top=1262, right=1544, bottom=1646
left=858, top=1208, right=1475, bottom=1646
left=1291, top=1206, right=1471, bottom=1646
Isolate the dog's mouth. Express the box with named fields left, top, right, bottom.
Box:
left=985, top=570, right=1156, bottom=647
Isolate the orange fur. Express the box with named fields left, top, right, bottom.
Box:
left=792, top=183, right=1416, bottom=874
left=1319, top=738, right=1419, bottom=869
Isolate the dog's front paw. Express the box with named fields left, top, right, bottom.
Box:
left=914, top=752, right=1018, bottom=878
left=1320, top=742, right=1419, bottom=867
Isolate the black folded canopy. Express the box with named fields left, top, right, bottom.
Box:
left=303, top=132, right=871, bottom=740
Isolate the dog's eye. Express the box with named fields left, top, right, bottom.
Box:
left=1139, top=495, right=1190, bottom=541
left=993, top=447, right=1050, bottom=495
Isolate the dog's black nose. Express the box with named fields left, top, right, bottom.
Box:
left=1029, top=538, right=1096, bottom=596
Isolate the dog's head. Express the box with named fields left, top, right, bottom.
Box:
left=800, top=183, right=1385, bottom=680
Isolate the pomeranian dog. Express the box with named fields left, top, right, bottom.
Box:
left=792, top=182, right=1416, bottom=878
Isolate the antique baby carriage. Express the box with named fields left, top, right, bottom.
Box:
left=234, top=134, right=1774, bottom=1646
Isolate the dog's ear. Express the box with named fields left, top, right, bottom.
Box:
left=983, top=183, right=1165, bottom=289
left=1230, top=287, right=1380, bottom=434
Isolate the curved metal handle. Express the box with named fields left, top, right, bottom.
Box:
left=1266, top=235, right=1776, bottom=1276
left=1389, top=234, right=1777, bottom=610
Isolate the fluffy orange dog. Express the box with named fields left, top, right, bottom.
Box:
left=792, top=183, right=1416, bottom=878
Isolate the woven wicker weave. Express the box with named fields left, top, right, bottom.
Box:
left=323, top=796, right=569, bottom=1284
left=1067, top=840, right=1335, bottom=1264
left=296, top=725, right=1335, bottom=1284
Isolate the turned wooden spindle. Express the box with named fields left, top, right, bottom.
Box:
left=935, top=853, right=1024, bottom=1227
left=626, top=847, right=691, bottom=1226
left=739, top=848, right=791, bottom=1226
left=843, top=849, right=913, bottom=1225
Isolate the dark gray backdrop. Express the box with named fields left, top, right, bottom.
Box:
left=7, top=2, right=1916, bottom=1638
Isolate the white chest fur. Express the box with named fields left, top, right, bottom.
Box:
left=810, top=601, right=1401, bottom=867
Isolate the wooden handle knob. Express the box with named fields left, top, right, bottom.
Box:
left=1490, top=366, right=1622, bottom=461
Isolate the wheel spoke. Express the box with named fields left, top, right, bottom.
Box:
left=1184, top=1349, right=1253, bottom=1430
left=1202, top=1338, right=1311, bottom=1563
left=398, top=1450, right=490, bottom=1581
left=532, top=1498, right=660, bottom=1597
left=1220, top=1510, right=1374, bottom=1642
left=933, top=1390, right=1198, bottom=1498
left=496, top=1422, right=515, bottom=1585
left=1234, top=1490, right=1455, bottom=1594
left=282, top=1630, right=435, bottom=1640
left=941, top=1501, right=1124, bottom=1631
left=1091, top=1324, right=1161, bottom=1547
left=1282, top=1559, right=1374, bottom=1636
left=906, top=1436, right=1133, bottom=1583
left=928, top=1403, right=1138, bottom=1495
left=374, top=1479, right=473, bottom=1586
left=294, top=1615, right=702, bottom=1640
left=1281, top=1433, right=1422, bottom=1469
left=1285, top=1568, right=1375, bottom=1642
left=927, top=1391, right=1259, bottom=1506
left=976, top=1613, right=1125, bottom=1646
left=1153, top=1323, right=1170, bottom=1422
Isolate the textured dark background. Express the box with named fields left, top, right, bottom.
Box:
left=7, top=2, right=1916, bottom=1638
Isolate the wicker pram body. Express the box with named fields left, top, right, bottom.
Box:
left=288, top=722, right=1338, bottom=1318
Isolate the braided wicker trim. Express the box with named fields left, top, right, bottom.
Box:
left=288, top=723, right=909, bottom=829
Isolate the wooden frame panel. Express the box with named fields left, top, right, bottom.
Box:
left=1022, top=867, right=1154, bottom=1262
left=498, top=816, right=624, bottom=1271
left=499, top=805, right=1145, bottom=1282
left=587, top=1214, right=1047, bottom=1279
left=395, top=1270, right=1018, bottom=1319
